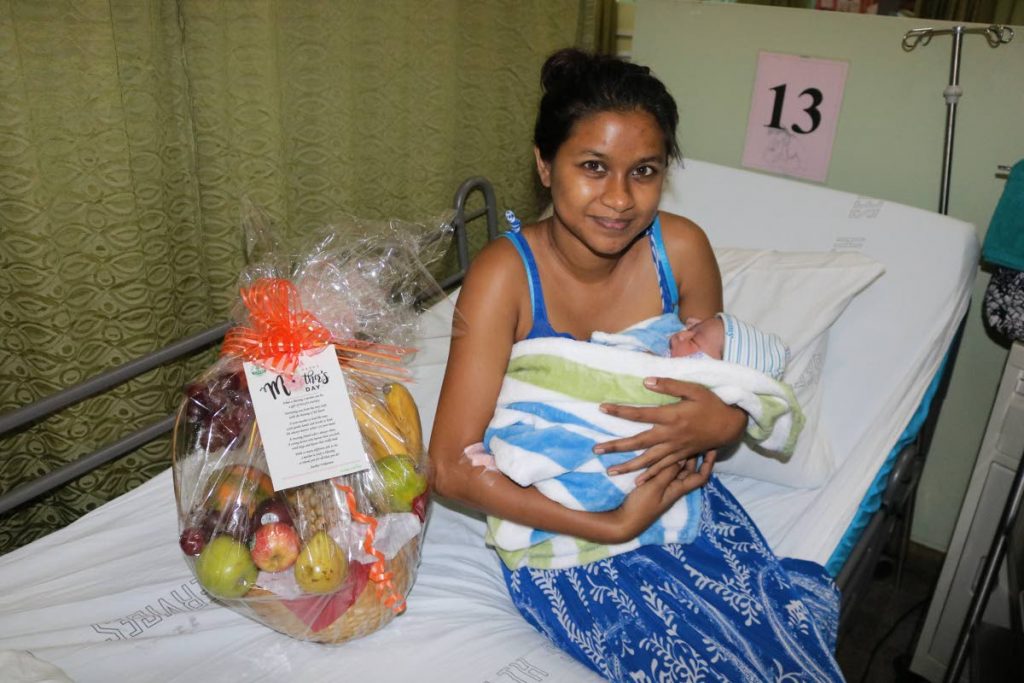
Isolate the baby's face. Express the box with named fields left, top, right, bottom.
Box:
left=669, top=317, right=725, bottom=359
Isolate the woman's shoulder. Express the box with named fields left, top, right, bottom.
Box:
left=657, top=210, right=715, bottom=262
left=451, top=231, right=534, bottom=341
left=464, top=231, right=524, bottom=284
left=655, top=210, right=722, bottom=315
left=456, top=232, right=528, bottom=313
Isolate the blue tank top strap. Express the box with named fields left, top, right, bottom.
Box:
left=502, top=212, right=679, bottom=339
left=500, top=230, right=572, bottom=340
left=646, top=214, right=679, bottom=314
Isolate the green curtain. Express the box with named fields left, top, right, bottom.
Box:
left=915, top=0, right=1024, bottom=21
left=0, top=0, right=604, bottom=555
left=735, top=0, right=815, bottom=10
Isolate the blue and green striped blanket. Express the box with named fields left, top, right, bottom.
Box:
left=484, top=337, right=804, bottom=569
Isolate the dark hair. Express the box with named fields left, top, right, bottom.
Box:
left=533, top=48, right=680, bottom=163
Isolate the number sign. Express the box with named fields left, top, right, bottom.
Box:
left=741, top=52, right=848, bottom=183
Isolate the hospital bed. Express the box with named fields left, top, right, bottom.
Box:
left=0, top=159, right=978, bottom=682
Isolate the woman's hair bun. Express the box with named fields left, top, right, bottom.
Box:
left=533, top=47, right=680, bottom=163
left=540, top=48, right=590, bottom=93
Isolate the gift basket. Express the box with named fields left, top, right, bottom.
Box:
left=172, top=204, right=454, bottom=643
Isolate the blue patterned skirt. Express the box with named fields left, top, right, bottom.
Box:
left=501, top=477, right=844, bottom=682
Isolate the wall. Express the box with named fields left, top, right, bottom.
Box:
left=634, top=0, right=1024, bottom=551
left=617, top=0, right=636, bottom=56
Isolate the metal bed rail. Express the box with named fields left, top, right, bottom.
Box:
left=0, top=177, right=498, bottom=516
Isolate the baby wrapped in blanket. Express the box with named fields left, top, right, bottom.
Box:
left=483, top=313, right=803, bottom=569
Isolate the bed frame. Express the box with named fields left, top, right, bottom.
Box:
left=0, top=175, right=957, bottom=636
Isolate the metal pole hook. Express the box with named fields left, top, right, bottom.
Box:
left=902, top=27, right=934, bottom=51
left=985, top=24, right=1015, bottom=48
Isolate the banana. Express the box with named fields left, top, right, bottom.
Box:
left=383, top=382, right=423, bottom=457
left=351, top=394, right=407, bottom=460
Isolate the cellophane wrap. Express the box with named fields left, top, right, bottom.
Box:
left=171, top=203, right=454, bottom=643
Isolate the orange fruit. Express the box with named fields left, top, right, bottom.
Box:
left=206, top=465, right=275, bottom=514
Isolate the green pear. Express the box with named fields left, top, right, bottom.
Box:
left=195, top=535, right=258, bottom=599
left=294, top=531, right=348, bottom=594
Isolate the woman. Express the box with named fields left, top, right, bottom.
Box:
left=430, top=48, right=843, bottom=682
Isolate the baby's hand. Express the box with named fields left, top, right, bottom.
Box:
left=461, top=442, right=498, bottom=473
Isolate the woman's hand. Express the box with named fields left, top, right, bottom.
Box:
left=603, top=460, right=712, bottom=543
left=596, top=377, right=747, bottom=484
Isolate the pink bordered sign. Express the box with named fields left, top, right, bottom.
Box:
left=741, top=51, right=849, bottom=183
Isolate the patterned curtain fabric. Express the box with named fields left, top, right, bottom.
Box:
left=0, top=0, right=602, bottom=555
left=915, top=0, right=1024, bottom=22
left=735, top=0, right=814, bottom=9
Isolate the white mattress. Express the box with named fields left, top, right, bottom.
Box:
left=0, top=160, right=978, bottom=681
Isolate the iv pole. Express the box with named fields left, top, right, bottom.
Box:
left=941, top=448, right=1024, bottom=682
left=903, top=24, right=1016, bottom=683
left=902, top=24, right=1014, bottom=215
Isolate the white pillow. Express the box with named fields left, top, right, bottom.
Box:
left=712, top=248, right=885, bottom=488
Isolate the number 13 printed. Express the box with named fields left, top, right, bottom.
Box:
left=742, top=52, right=848, bottom=182
left=767, top=84, right=823, bottom=135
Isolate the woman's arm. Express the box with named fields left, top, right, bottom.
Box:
left=597, top=213, right=747, bottom=481
left=429, top=239, right=692, bottom=544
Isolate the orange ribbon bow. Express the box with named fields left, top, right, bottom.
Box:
left=221, top=278, right=330, bottom=375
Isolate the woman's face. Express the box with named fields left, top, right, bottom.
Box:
left=535, top=109, right=667, bottom=257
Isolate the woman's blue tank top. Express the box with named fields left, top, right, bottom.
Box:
left=501, top=214, right=679, bottom=340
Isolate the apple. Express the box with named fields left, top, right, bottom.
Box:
left=252, top=496, right=293, bottom=528
left=250, top=522, right=301, bottom=572
left=374, top=454, right=428, bottom=513
left=294, top=531, right=348, bottom=594
left=195, top=535, right=258, bottom=599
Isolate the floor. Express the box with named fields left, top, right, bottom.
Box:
left=836, top=542, right=945, bottom=683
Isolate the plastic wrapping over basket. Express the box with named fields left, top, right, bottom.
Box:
left=171, top=205, right=453, bottom=644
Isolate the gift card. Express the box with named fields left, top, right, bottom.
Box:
left=244, top=345, right=370, bottom=491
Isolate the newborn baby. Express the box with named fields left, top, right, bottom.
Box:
left=668, top=313, right=787, bottom=380
left=593, top=312, right=788, bottom=380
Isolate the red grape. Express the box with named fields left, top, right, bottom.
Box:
left=179, top=527, right=206, bottom=556
left=185, top=371, right=256, bottom=453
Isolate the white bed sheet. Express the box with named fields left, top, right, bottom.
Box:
left=0, top=468, right=597, bottom=682
left=0, top=160, right=978, bottom=681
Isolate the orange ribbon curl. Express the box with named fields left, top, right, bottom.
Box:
left=334, top=482, right=407, bottom=614
left=221, top=278, right=330, bottom=375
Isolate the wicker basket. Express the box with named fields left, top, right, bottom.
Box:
left=245, top=537, right=419, bottom=644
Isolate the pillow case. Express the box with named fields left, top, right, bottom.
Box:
left=711, top=248, right=885, bottom=488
